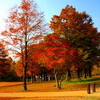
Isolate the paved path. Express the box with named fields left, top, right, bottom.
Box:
left=0, top=91, right=100, bottom=97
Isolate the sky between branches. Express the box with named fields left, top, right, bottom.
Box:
left=0, top=0, right=100, bottom=32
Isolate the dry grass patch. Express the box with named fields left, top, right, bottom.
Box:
left=0, top=81, right=87, bottom=93
left=0, top=80, right=100, bottom=92
left=14, top=97, right=100, bottom=100
left=0, top=97, right=21, bottom=100
left=0, top=82, right=23, bottom=87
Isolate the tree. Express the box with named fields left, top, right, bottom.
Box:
left=50, top=5, right=99, bottom=78
left=14, top=60, right=23, bottom=78
left=38, top=34, right=80, bottom=89
left=1, top=0, right=46, bottom=90
left=27, top=44, right=41, bottom=83
left=0, top=43, right=11, bottom=81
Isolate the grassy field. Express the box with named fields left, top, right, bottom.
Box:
left=0, top=82, right=23, bottom=87
left=63, top=77, right=100, bottom=84
left=15, top=97, right=100, bottom=100
left=0, top=76, right=100, bottom=92
left=0, top=96, right=100, bottom=100
left=0, top=76, right=100, bottom=100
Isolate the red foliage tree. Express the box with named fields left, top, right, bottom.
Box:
left=37, top=34, right=81, bottom=89
left=1, top=0, right=46, bottom=90
left=0, top=43, right=11, bottom=81
left=50, top=5, right=99, bottom=79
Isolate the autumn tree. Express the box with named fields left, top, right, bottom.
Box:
left=27, top=44, right=42, bottom=83
left=1, top=0, right=46, bottom=90
left=50, top=5, right=99, bottom=79
left=38, top=34, right=81, bottom=89
left=28, top=43, right=55, bottom=81
left=0, top=43, right=11, bottom=81
left=14, top=60, right=23, bottom=78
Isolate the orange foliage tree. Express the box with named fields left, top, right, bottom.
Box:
left=37, top=34, right=81, bottom=89
left=50, top=5, right=99, bottom=79
left=26, top=44, right=42, bottom=83
left=1, top=0, right=46, bottom=90
left=0, top=43, right=11, bottom=81
left=14, top=61, right=23, bottom=78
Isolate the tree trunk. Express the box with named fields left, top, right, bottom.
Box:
left=59, top=81, right=62, bottom=89
left=23, top=65, right=27, bottom=90
left=31, top=76, right=36, bottom=83
left=77, top=68, right=81, bottom=80
left=84, top=68, right=87, bottom=78
left=31, top=76, right=33, bottom=83
left=66, top=69, right=71, bottom=81
left=43, top=75, right=46, bottom=81
left=23, top=33, right=28, bottom=91
left=54, top=68, right=61, bottom=89
left=88, top=65, right=92, bottom=77
left=54, top=74, right=61, bottom=89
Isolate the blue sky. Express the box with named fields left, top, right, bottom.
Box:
left=0, top=0, right=100, bottom=32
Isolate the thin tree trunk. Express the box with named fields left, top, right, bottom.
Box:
left=33, top=76, right=36, bottom=82
left=66, top=69, right=71, bottom=81
left=27, top=76, right=30, bottom=83
left=31, top=75, right=36, bottom=83
left=31, top=75, right=33, bottom=83
left=54, top=68, right=61, bottom=89
left=23, top=65, right=27, bottom=90
left=77, top=68, right=81, bottom=80
left=23, top=32, right=28, bottom=91
left=84, top=68, right=87, bottom=78
left=59, top=81, right=62, bottom=89
left=88, top=65, right=92, bottom=77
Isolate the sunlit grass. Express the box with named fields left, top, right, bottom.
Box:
left=13, top=96, right=100, bottom=100
left=0, top=82, right=23, bottom=87
left=63, top=77, right=100, bottom=84
left=0, top=76, right=100, bottom=92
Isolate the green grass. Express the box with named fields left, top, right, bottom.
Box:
left=61, top=77, right=100, bottom=90
left=62, top=77, right=100, bottom=84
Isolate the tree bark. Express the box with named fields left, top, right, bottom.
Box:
left=77, top=68, right=81, bottom=80
left=31, top=76, right=36, bottom=83
left=88, top=65, right=92, bottom=77
left=66, top=69, right=71, bottom=81
left=23, top=32, right=28, bottom=91
left=23, top=65, right=27, bottom=90
left=54, top=68, right=61, bottom=89
left=84, top=68, right=87, bottom=78
left=31, top=76, right=33, bottom=83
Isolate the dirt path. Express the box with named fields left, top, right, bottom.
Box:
left=0, top=90, right=100, bottom=97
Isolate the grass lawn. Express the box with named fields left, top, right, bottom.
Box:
left=16, top=97, right=100, bottom=100
left=63, top=77, right=100, bottom=84
left=61, top=76, right=100, bottom=91
left=0, top=76, right=100, bottom=100
left=0, top=82, right=23, bottom=87
left=0, top=97, right=100, bottom=100
left=0, top=76, right=100, bottom=92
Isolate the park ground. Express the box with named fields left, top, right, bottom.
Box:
left=0, top=76, right=100, bottom=100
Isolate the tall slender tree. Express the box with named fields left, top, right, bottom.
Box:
left=1, top=0, right=46, bottom=90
